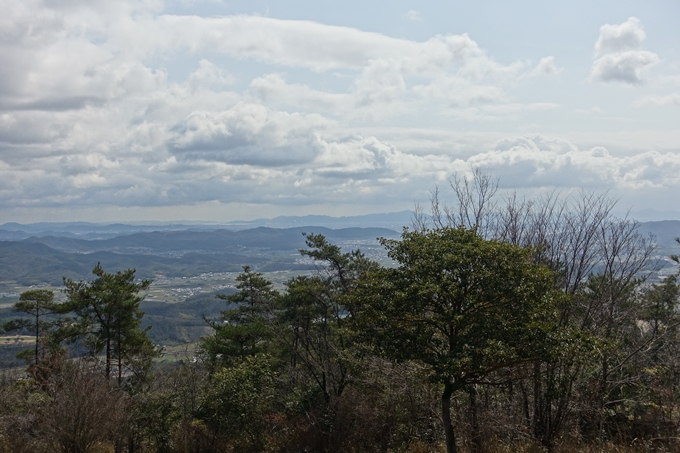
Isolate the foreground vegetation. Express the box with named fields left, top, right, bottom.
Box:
left=1, top=178, right=679, bottom=453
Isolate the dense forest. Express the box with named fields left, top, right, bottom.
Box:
left=1, top=176, right=679, bottom=453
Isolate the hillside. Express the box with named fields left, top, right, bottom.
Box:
left=0, top=226, right=398, bottom=284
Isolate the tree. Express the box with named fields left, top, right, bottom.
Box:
left=44, top=360, right=130, bottom=453
left=201, top=265, right=279, bottom=370
left=200, top=354, right=276, bottom=450
left=63, top=263, right=155, bottom=384
left=417, top=170, right=658, bottom=448
left=350, top=227, right=563, bottom=453
left=2, top=289, right=62, bottom=366
left=278, top=233, right=378, bottom=404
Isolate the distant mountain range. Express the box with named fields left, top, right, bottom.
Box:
left=0, top=226, right=399, bottom=285
left=636, top=221, right=680, bottom=250
left=225, top=211, right=414, bottom=230
left=0, top=240, right=270, bottom=285
left=21, top=226, right=399, bottom=254
left=0, top=211, right=678, bottom=285
left=1, top=213, right=677, bottom=351
left=626, top=209, right=680, bottom=222
left=0, top=211, right=413, bottom=240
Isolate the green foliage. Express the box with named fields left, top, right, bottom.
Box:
left=5, top=225, right=680, bottom=452
left=349, top=227, right=564, bottom=453
left=200, top=266, right=279, bottom=369
left=201, top=354, right=276, bottom=450
left=642, top=274, right=680, bottom=328
left=351, top=227, right=561, bottom=386
left=278, top=233, right=377, bottom=403
left=62, top=263, right=156, bottom=383
left=132, top=390, right=182, bottom=452
left=2, top=289, right=64, bottom=366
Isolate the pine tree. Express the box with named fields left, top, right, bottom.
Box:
left=63, top=263, right=155, bottom=384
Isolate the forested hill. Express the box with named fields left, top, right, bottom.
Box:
left=21, top=226, right=397, bottom=253
left=1, top=220, right=678, bottom=285
left=0, top=211, right=412, bottom=240
left=0, top=240, right=271, bottom=284
left=0, top=226, right=398, bottom=284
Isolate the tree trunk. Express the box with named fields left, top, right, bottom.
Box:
left=442, top=381, right=457, bottom=453
left=35, top=312, right=40, bottom=366
left=469, top=385, right=482, bottom=453
left=599, top=357, right=608, bottom=439
left=118, top=327, right=123, bottom=386
left=532, top=361, right=543, bottom=440
left=106, top=336, right=111, bottom=379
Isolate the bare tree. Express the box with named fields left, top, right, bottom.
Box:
left=415, top=169, right=659, bottom=449
left=418, top=168, right=499, bottom=235
left=44, top=360, right=130, bottom=453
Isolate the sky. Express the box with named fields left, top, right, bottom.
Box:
left=1, top=0, right=680, bottom=223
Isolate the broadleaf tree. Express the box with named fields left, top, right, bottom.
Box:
left=349, top=227, right=564, bottom=453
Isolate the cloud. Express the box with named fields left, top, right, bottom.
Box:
left=634, top=93, right=680, bottom=107
left=528, top=56, right=562, bottom=77
left=6, top=2, right=674, bottom=217
left=145, top=15, right=531, bottom=110
left=594, top=17, right=646, bottom=57
left=168, top=102, right=332, bottom=166
left=0, top=2, right=552, bottom=125
left=591, top=50, right=659, bottom=85
left=144, top=15, right=417, bottom=71
left=249, top=74, right=351, bottom=114
left=470, top=135, right=680, bottom=190
left=574, top=107, right=604, bottom=115
left=187, top=60, right=236, bottom=91
left=2, top=102, right=680, bottom=212
left=402, top=10, right=423, bottom=22
left=590, top=17, right=659, bottom=85
left=444, top=102, right=559, bottom=122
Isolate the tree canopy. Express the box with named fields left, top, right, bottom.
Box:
left=63, top=263, right=155, bottom=384
left=349, top=227, right=564, bottom=453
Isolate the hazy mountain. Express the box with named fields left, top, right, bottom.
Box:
left=224, top=210, right=413, bottom=230
left=21, top=226, right=398, bottom=254
left=0, top=241, right=277, bottom=285
left=0, top=222, right=228, bottom=240
left=0, top=211, right=413, bottom=239
left=636, top=220, right=680, bottom=254
left=0, top=226, right=398, bottom=285
left=630, top=209, right=680, bottom=222
left=1, top=215, right=677, bottom=286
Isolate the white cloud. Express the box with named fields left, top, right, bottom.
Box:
left=594, top=17, right=646, bottom=57
left=590, top=17, right=659, bottom=85
left=444, top=102, right=559, bottom=122
left=3, top=2, right=676, bottom=218
left=0, top=3, right=550, bottom=125
left=145, top=16, right=531, bottom=109
left=249, top=74, right=351, bottom=114
left=591, top=50, right=659, bottom=85
left=574, top=107, right=604, bottom=115
left=187, top=60, right=236, bottom=91
left=403, top=10, right=423, bottom=22
left=470, top=135, right=680, bottom=190
left=634, top=93, right=680, bottom=107
left=528, top=56, right=562, bottom=77
left=168, top=102, right=333, bottom=166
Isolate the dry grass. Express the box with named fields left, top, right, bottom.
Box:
left=399, top=438, right=680, bottom=453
